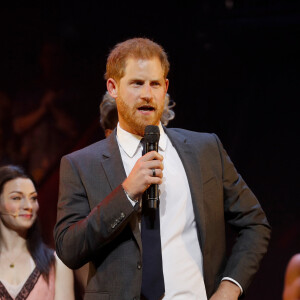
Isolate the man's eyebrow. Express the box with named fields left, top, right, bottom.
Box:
left=129, top=78, right=144, bottom=82
left=128, top=79, right=144, bottom=84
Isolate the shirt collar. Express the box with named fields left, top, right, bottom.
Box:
left=116, top=122, right=167, bottom=158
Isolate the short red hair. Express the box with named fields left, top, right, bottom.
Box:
left=105, top=38, right=170, bottom=82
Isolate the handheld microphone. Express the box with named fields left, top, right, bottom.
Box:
left=144, top=125, right=160, bottom=209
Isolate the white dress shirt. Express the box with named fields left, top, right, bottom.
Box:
left=117, top=123, right=207, bottom=299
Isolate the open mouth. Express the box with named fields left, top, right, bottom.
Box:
left=138, top=105, right=155, bottom=112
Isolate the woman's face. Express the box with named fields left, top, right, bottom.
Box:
left=0, top=178, right=39, bottom=232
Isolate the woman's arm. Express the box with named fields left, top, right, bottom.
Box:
left=54, top=253, right=75, bottom=300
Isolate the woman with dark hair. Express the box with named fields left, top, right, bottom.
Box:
left=0, top=165, right=74, bottom=300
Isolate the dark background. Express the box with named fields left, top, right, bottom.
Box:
left=0, top=1, right=299, bottom=299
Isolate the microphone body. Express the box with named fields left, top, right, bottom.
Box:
left=144, top=125, right=160, bottom=209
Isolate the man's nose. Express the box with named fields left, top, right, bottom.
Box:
left=141, top=83, right=153, bottom=100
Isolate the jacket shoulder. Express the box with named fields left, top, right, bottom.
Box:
left=166, top=127, right=220, bottom=145
left=61, top=134, right=117, bottom=168
left=66, top=140, right=106, bottom=158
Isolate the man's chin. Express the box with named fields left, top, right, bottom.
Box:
left=122, top=113, right=161, bottom=136
left=133, top=122, right=159, bottom=136
left=141, top=120, right=161, bottom=134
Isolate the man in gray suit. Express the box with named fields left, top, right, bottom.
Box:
left=54, top=38, right=271, bottom=300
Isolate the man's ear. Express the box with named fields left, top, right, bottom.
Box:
left=107, top=78, right=118, bottom=98
left=165, top=78, right=169, bottom=93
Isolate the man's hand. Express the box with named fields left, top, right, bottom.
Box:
left=209, top=280, right=240, bottom=300
left=122, top=151, right=164, bottom=201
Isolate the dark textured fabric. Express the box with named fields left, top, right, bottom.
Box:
left=141, top=205, right=165, bottom=300
left=141, top=139, right=165, bottom=300
left=54, top=128, right=271, bottom=299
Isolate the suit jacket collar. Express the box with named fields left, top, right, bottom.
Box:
left=164, top=127, right=206, bottom=252
left=100, top=128, right=127, bottom=191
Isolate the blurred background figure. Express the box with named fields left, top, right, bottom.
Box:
left=0, top=165, right=75, bottom=300
left=99, top=92, right=119, bottom=138
left=99, top=91, right=176, bottom=137
left=12, top=39, right=84, bottom=185
left=283, top=254, right=300, bottom=300
left=160, top=93, right=176, bottom=127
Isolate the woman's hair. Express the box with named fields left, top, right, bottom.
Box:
left=99, top=92, right=118, bottom=131
left=161, top=93, right=176, bottom=126
left=0, top=165, right=55, bottom=281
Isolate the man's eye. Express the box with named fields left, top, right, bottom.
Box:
left=133, top=81, right=143, bottom=86
left=151, top=82, right=160, bottom=86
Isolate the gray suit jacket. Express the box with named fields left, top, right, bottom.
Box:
left=54, top=128, right=271, bottom=299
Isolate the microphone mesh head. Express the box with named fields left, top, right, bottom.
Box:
left=144, top=125, right=160, bottom=143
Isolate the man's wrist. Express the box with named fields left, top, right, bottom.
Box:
left=221, top=277, right=243, bottom=296
left=217, top=280, right=241, bottom=299
left=122, top=184, right=138, bottom=203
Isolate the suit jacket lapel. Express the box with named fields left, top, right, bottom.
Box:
left=100, top=130, right=142, bottom=251
left=100, top=130, right=127, bottom=191
left=165, top=128, right=206, bottom=252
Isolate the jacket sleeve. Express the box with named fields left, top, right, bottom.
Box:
left=213, top=133, right=271, bottom=293
left=54, top=155, right=137, bottom=269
